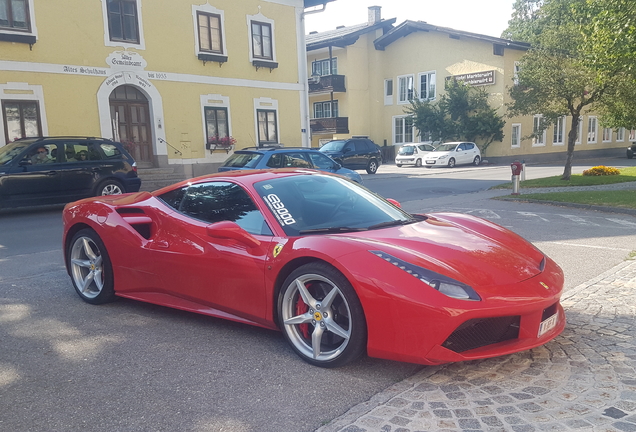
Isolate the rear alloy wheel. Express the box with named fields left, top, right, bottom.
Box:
left=366, top=159, right=379, bottom=174
left=415, top=159, right=422, bottom=167
left=97, top=179, right=124, bottom=196
left=473, top=156, right=481, bottom=166
left=278, top=262, right=367, bottom=368
left=68, top=228, right=116, bottom=305
left=448, top=157, right=456, bottom=168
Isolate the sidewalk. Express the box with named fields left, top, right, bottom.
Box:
left=317, top=259, right=636, bottom=432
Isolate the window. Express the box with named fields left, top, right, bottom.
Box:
left=384, top=79, right=393, bottom=105
left=575, top=116, right=583, bottom=144
left=418, top=71, right=436, bottom=101
left=2, top=100, right=41, bottom=143
left=312, top=58, right=336, bottom=76
left=602, top=127, right=612, bottom=142
left=587, top=116, right=597, bottom=143
left=553, top=116, right=565, bottom=145
left=107, top=0, right=139, bottom=43
left=0, top=0, right=30, bottom=31
left=630, top=129, right=636, bottom=141
left=533, top=115, right=546, bottom=146
left=251, top=21, right=272, bottom=60
left=257, top=109, right=277, bottom=145
left=493, top=44, right=504, bottom=56
left=397, top=75, right=414, bottom=104
left=617, top=128, right=625, bottom=142
left=511, top=124, right=521, bottom=148
left=394, top=116, right=414, bottom=144
left=197, top=12, right=222, bottom=53
left=513, top=62, right=521, bottom=85
left=205, top=107, right=229, bottom=147
left=313, top=101, right=338, bottom=119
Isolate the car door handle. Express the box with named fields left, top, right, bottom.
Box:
left=46, top=171, right=57, bottom=176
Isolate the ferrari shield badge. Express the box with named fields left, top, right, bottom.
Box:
left=273, top=243, right=284, bottom=258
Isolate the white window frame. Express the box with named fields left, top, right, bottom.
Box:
left=397, top=74, right=414, bottom=105
left=0, top=0, right=37, bottom=39
left=192, top=4, right=227, bottom=58
left=100, top=0, right=145, bottom=50
left=418, top=71, right=436, bottom=101
left=587, top=116, right=597, bottom=144
left=532, top=114, right=546, bottom=147
left=575, top=116, right=583, bottom=144
left=384, top=79, right=393, bottom=106
left=254, top=97, right=279, bottom=146
left=312, top=58, right=337, bottom=76
left=602, top=127, right=612, bottom=143
left=247, top=12, right=276, bottom=64
left=511, top=123, right=521, bottom=148
left=617, top=127, right=625, bottom=142
left=313, top=100, right=338, bottom=119
left=393, top=115, right=415, bottom=145
left=552, top=116, right=565, bottom=146
left=0, top=82, right=48, bottom=146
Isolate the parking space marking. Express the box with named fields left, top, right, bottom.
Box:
left=516, top=211, right=550, bottom=222
left=559, top=214, right=600, bottom=225
left=606, top=218, right=636, bottom=227
left=549, top=242, right=633, bottom=251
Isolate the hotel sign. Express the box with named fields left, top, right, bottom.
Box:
left=448, top=70, right=495, bottom=86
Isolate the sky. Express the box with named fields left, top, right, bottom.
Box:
left=305, top=0, right=516, bottom=38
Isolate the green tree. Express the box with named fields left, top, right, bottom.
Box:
left=405, top=81, right=505, bottom=156
left=505, top=0, right=636, bottom=180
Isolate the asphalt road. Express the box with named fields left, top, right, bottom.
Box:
left=1, top=158, right=635, bottom=431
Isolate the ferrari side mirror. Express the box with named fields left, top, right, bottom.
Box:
left=206, top=221, right=261, bottom=248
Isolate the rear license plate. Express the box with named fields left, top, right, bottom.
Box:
left=538, top=313, right=558, bottom=337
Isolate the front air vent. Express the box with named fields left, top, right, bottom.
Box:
left=442, top=316, right=520, bottom=353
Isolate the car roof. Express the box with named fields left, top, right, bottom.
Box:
left=234, top=147, right=323, bottom=154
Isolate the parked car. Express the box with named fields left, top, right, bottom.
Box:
left=62, top=169, right=564, bottom=368
left=0, top=137, right=141, bottom=210
left=395, top=143, right=436, bottom=167
left=627, top=142, right=636, bottom=159
left=218, top=147, right=363, bottom=183
left=319, top=138, right=382, bottom=174
left=424, top=142, right=481, bottom=168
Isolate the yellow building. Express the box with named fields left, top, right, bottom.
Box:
left=1, top=0, right=332, bottom=177
left=307, top=7, right=629, bottom=163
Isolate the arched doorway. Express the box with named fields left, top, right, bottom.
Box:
left=109, top=85, right=153, bottom=167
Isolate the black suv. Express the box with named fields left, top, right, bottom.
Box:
left=319, top=138, right=383, bottom=174
left=627, top=142, right=636, bottom=159
left=0, top=137, right=141, bottom=210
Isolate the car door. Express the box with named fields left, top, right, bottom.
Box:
left=340, top=140, right=359, bottom=168
left=456, top=143, right=470, bottom=164
left=464, top=142, right=479, bottom=163
left=144, top=181, right=274, bottom=321
left=1, top=143, right=64, bottom=206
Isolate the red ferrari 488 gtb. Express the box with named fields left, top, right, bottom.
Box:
left=63, top=169, right=565, bottom=368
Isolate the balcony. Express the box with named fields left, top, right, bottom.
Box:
left=310, top=117, right=349, bottom=135
left=308, top=74, right=346, bottom=94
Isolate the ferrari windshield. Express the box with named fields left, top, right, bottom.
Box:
left=0, top=141, right=31, bottom=165
left=254, top=174, right=414, bottom=236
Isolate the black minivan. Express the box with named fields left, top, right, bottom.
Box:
left=0, top=137, right=141, bottom=210
left=319, top=138, right=383, bottom=174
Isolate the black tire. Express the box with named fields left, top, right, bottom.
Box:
left=448, top=157, right=456, bottom=168
left=415, top=159, right=422, bottom=167
left=277, top=262, right=367, bottom=368
left=396, top=164, right=402, bottom=168
left=366, top=159, right=379, bottom=174
left=473, top=156, right=481, bottom=166
left=96, top=179, right=125, bottom=196
left=628, top=151, right=634, bottom=159
left=67, top=228, right=116, bottom=305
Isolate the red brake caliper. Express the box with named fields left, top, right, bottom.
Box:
left=295, top=289, right=310, bottom=339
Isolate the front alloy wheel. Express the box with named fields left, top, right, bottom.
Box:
left=68, top=229, right=116, bottom=304
left=278, top=263, right=366, bottom=367
left=448, top=157, right=456, bottom=168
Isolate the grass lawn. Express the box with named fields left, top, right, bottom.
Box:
left=513, top=190, right=636, bottom=209
left=493, top=166, right=636, bottom=189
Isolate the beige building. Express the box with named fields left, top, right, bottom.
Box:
left=1, top=0, right=333, bottom=177
left=307, top=7, right=629, bottom=163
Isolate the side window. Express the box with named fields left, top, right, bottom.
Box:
left=100, top=143, right=121, bottom=158
left=28, top=143, right=59, bottom=165
left=87, top=143, right=104, bottom=160
left=354, top=141, right=367, bottom=152
left=158, top=187, right=187, bottom=210
left=343, top=142, right=354, bottom=153
left=64, top=143, right=91, bottom=162
left=282, top=153, right=311, bottom=168
left=179, top=182, right=271, bottom=235
left=465, top=143, right=474, bottom=150
left=107, top=0, right=140, bottom=43
left=266, top=153, right=282, bottom=168
left=308, top=152, right=335, bottom=169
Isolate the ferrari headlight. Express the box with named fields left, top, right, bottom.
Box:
left=369, top=250, right=481, bottom=301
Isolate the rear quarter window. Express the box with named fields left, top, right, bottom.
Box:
left=100, top=143, right=122, bottom=158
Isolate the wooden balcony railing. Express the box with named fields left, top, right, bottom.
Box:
left=308, top=74, right=346, bottom=94
left=310, top=117, right=349, bottom=134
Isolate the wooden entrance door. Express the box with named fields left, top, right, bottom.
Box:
left=109, top=86, right=153, bottom=166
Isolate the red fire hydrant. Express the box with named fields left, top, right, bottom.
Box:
left=511, top=161, right=523, bottom=195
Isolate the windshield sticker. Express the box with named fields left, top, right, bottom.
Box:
left=263, top=194, right=296, bottom=226
left=262, top=184, right=273, bottom=190
left=273, top=243, right=284, bottom=258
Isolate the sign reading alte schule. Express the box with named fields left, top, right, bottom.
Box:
left=448, top=70, right=496, bottom=86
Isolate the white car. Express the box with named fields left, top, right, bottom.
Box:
left=424, top=142, right=481, bottom=168
left=395, top=143, right=436, bottom=167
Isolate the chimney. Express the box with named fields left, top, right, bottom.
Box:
left=368, top=6, right=381, bottom=25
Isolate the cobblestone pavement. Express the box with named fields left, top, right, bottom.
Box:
left=317, top=186, right=636, bottom=432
